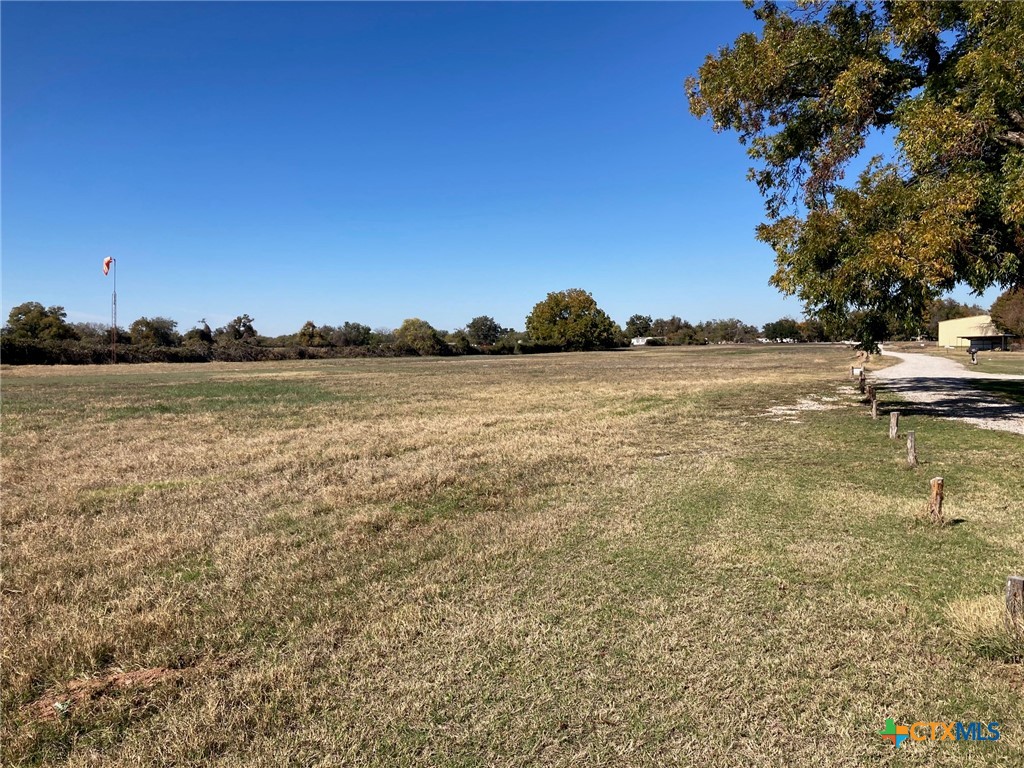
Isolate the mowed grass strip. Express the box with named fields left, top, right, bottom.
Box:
left=1, top=347, right=1021, bottom=767
left=884, top=343, right=1024, bottom=377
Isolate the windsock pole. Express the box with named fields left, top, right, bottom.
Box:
left=111, top=259, right=117, bottom=364
left=104, top=257, right=118, bottom=364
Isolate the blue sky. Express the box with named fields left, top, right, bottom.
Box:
left=1, top=2, right=998, bottom=336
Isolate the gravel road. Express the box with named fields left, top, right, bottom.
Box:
left=874, top=348, right=1024, bottom=435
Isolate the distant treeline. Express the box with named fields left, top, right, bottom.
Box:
left=1, top=307, right=549, bottom=365
left=1, top=292, right=997, bottom=365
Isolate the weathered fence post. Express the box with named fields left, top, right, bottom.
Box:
left=871, top=398, right=879, bottom=420
left=858, top=370, right=867, bottom=394
left=928, top=476, right=944, bottom=524
left=906, top=431, right=917, bottom=467
left=1006, top=575, right=1024, bottom=638
left=889, top=411, right=900, bottom=439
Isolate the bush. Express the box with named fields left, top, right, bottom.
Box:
left=0, top=335, right=463, bottom=366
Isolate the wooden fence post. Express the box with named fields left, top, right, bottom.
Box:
left=889, top=411, right=900, bottom=439
left=871, top=398, right=879, bottom=420
left=858, top=370, right=867, bottom=394
left=1006, top=575, right=1024, bottom=638
left=906, top=431, right=917, bottom=467
left=928, top=477, right=944, bottom=524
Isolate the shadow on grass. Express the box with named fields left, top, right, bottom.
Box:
left=879, top=376, right=1024, bottom=423
left=972, top=379, right=1024, bottom=404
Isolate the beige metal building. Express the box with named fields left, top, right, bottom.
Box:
left=937, top=314, right=1008, bottom=349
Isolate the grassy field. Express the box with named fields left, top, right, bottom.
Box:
left=934, top=349, right=1024, bottom=376
left=886, top=342, right=1024, bottom=376
left=2, top=346, right=1022, bottom=766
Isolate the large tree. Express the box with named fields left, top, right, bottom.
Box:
left=129, top=316, right=181, bottom=347
left=330, top=322, right=373, bottom=347
left=624, top=314, right=654, bottom=338
left=296, top=321, right=330, bottom=347
left=464, top=315, right=510, bottom=346
left=394, top=318, right=445, bottom=356
left=3, top=302, right=78, bottom=341
left=688, top=1, right=1024, bottom=348
left=525, top=289, right=617, bottom=351
left=991, top=287, right=1024, bottom=339
left=923, top=297, right=985, bottom=339
left=762, top=317, right=802, bottom=341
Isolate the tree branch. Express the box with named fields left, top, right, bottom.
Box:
left=874, top=110, right=896, bottom=127
left=995, top=130, right=1024, bottom=148
left=925, top=34, right=942, bottom=78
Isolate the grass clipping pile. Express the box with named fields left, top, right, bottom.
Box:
left=27, top=667, right=186, bottom=723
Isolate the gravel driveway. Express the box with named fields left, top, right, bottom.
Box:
left=874, top=348, right=1024, bottom=434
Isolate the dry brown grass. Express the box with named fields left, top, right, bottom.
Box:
left=2, top=346, right=1021, bottom=766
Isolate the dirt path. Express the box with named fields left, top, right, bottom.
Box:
left=875, top=348, right=1024, bottom=434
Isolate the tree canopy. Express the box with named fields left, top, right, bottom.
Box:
left=624, top=314, right=654, bottom=339
left=330, top=322, right=373, bottom=347
left=923, top=297, right=985, bottom=339
left=129, top=316, right=181, bottom=347
left=762, top=317, right=802, bottom=341
left=464, top=316, right=510, bottom=346
left=296, top=321, right=330, bottom=347
left=394, top=318, right=445, bottom=356
left=688, top=1, right=1024, bottom=348
left=525, top=289, right=617, bottom=351
left=183, top=319, right=215, bottom=346
left=3, top=302, right=78, bottom=341
left=991, top=287, right=1024, bottom=339
left=215, top=314, right=257, bottom=343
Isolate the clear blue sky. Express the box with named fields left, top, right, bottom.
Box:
left=1, top=1, right=997, bottom=336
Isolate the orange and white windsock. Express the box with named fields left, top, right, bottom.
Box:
left=103, top=256, right=114, bottom=275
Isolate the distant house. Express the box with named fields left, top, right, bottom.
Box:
left=937, top=314, right=1013, bottom=350
left=631, top=337, right=663, bottom=346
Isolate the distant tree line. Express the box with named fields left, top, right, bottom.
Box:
left=1, top=301, right=530, bottom=364
left=754, top=296, right=1018, bottom=345
left=3, top=289, right=1017, bottom=365
left=626, top=314, right=763, bottom=345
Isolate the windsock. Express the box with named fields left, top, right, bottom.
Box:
left=103, top=256, right=114, bottom=275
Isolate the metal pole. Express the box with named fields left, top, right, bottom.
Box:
left=111, top=260, right=117, bottom=364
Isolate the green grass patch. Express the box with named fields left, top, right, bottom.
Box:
left=971, top=378, right=1024, bottom=404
